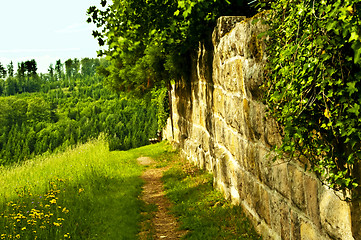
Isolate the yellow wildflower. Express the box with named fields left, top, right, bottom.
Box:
left=78, top=188, right=84, bottom=193
left=21, top=227, right=26, bottom=231
left=50, top=199, right=57, bottom=204
left=53, top=222, right=61, bottom=227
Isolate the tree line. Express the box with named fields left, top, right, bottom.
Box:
left=0, top=58, right=164, bottom=165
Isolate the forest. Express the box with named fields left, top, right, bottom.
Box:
left=0, top=58, right=166, bottom=165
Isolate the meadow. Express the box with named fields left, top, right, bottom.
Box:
left=0, top=139, right=260, bottom=239
left=0, top=138, right=158, bottom=239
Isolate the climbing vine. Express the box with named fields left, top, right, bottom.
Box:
left=261, top=0, right=361, bottom=193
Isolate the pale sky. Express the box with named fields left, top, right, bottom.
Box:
left=0, top=0, right=103, bottom=73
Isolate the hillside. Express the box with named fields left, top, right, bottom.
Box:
left=0, top=58, right=162, bottom=165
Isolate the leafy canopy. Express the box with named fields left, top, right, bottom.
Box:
left=261, top=0, right=361, bottom=193
left=87, top=0, right=253, bottom=93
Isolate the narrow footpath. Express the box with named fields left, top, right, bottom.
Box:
left=137, top=157, right=187, bottom=239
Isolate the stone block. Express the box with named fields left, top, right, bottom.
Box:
left=215, top=117, right=225, bottom=145
left=255, top=185, right=271, bottom=225
left=248, top=101, right=265, bottom=141
left=300, top=220, right=324, bottom=240
left=227, top=95, right=245, bottom=136
left=264, top=117, right=282, bottom=147
left=213, top=87, right=225, bottom=117
left=204, top=151, right=214, bottom=173
left=290, top=210, right=301, bottom=240
left=288, top=164, right=306, bottom=211
left=221, top=58, right=244, bottom=93
left=236, top=168, right=246, bottom=201
left=234, top=139, right=245, bottom=169
left=243, top=59, right=265, bottom=100
left=319, top=189, right=354, bottom=240
left=243, top=172, right=257, bottom=209
left=242, top=98, right=256, bottom=141
left=271, top=162, right=290, bottom=199
left=269, top=194, right=282, bottom=236
left=257, top=146, right=274, bottom=188
left=214, top=148, right=231, bottom=192
left=244, top=142, right=260, bottom=177
left=280, top=200, right=291, bottom=240
left=212, top=16, right=246, bottom=47
left=304, top=175, right=321, bottom=228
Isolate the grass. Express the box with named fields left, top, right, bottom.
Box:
left=160, top=152, right=262, bottom=240
left=0, top=140, right=261, bottom=239
left=0, top=139, right=169, bottom=239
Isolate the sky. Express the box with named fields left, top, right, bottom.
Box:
left=0, top=0, right=103, bottom=73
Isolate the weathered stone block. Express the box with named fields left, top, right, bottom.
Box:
left=241, top=98, right=256, bottom=141
left=288, top=164, right=306, bottom=211
left=264, top=117, right=282, bottom=147
left=271, top=162, right=290, bottom=199
left=248, top=101, right=265, bottom=141
left=213, top=87, right=225, bottom=117
left=220, top=58, right=244, bottom=92
left=243, top=172, right=257, bottom=209
left=300, top=220, right=324, bottom=240
left=244, top=142, right=260, bottom=177
left=257, top=146, right=274, bottom=188
left=255, top=185, right=271, bottom=225
left=212, top=16, right=247, bottom=47
left=234, top=139, right=246, bottom=169
left=290, top=210, right=301, bottom=240
left=304, top=175, right=321, bottom=228
left=319, top=190, right=354, bottom=240
left=269, top=195, right=282, bottom=236
left=280, top=200, right=291, bottom=240
left=214, top=117, right=225, bottom=145
left=226, top=95, right=245, bottom=136
left=243, top=58, right=264, bottom=100
left=236, top=167, right=246, bottom=201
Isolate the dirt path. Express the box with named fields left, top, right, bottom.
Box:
left=137, top=157, right=187, bottom=239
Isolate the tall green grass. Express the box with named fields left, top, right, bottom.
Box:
left=161, top=156, right=262, bottom=240
left=0, top=139, right=170, bottom=239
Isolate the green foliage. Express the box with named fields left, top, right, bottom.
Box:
left=262, top=0, right=361, bottom=192
left=87, top=0, right=253, bottom=93
left=151, top=87, right=170, bottom=131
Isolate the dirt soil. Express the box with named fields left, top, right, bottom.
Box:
left=137, top=157, right=187, bottom=239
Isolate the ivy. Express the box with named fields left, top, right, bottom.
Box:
left=261, top=0, right=361, bottom=193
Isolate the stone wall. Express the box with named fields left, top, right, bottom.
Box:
left=163, top=15, right=357, bottom=240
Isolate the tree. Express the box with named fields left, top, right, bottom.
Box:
left=55, top=59, right=64, bottom=80
left=4, top=77, right=16, bottom=96
left=0, top=62, right=7, bottom=79
left=48, top=64, right=55, bottom=82
left=87, top=0, right=253, bottom=93
left=24, top=59, right=37, bottom=76
left=7, top=61, right=14, bottom=77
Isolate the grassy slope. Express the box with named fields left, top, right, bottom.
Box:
left=0, top=139, right=166, bottom=239
left=0, top=140, right=260, bottom=239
